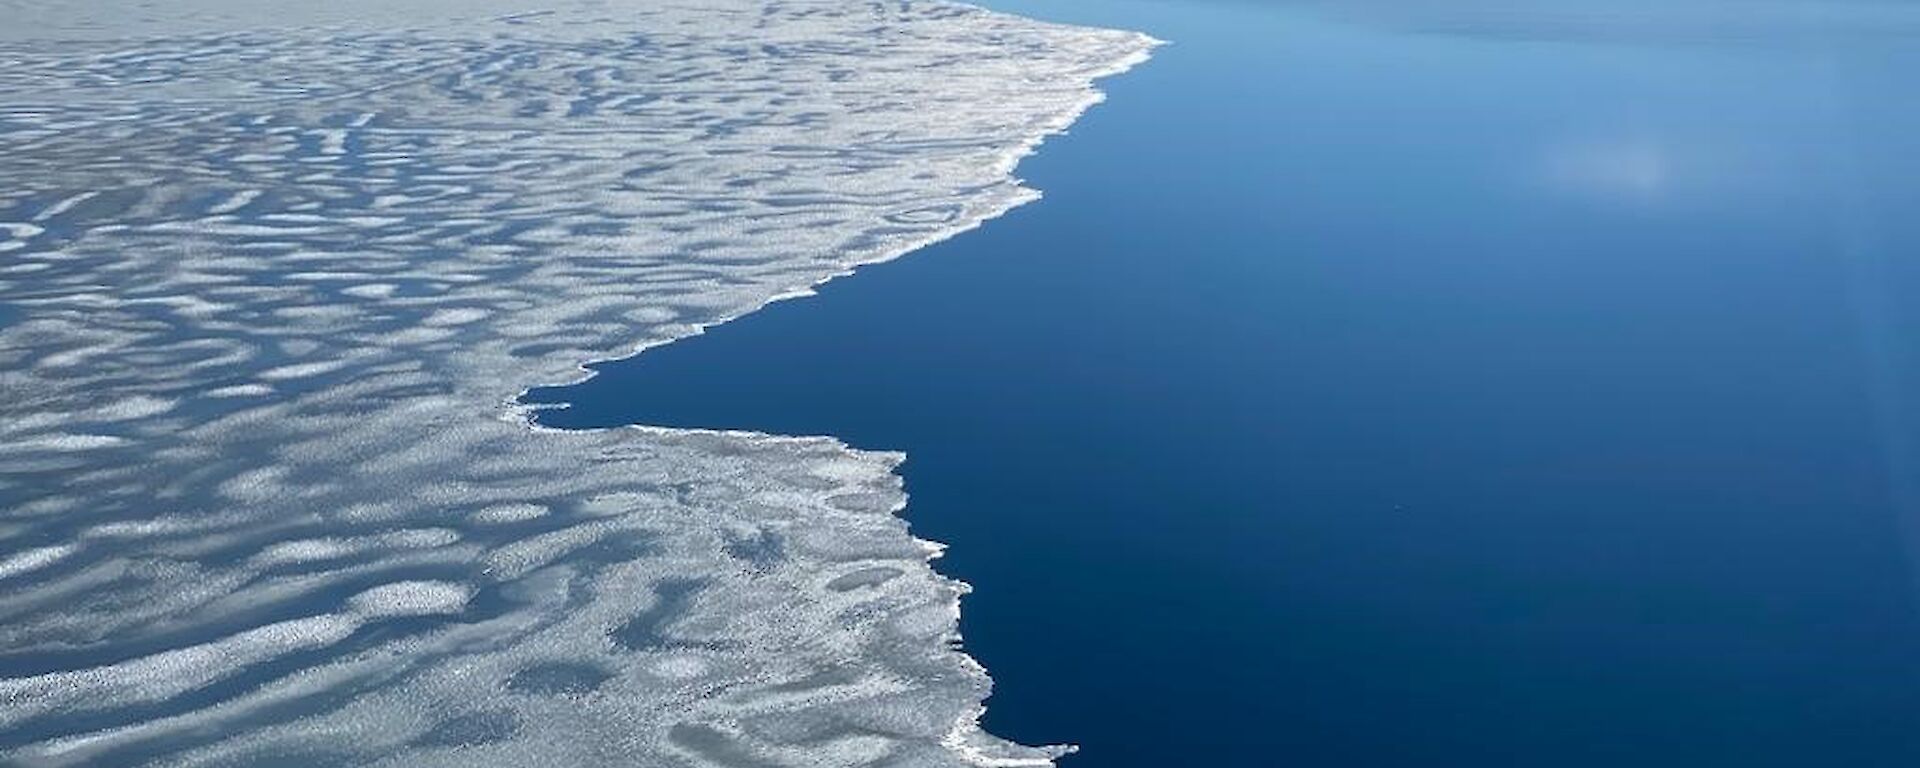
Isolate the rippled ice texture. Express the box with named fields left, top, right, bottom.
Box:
left=0, top=1, right=1153, bottom=764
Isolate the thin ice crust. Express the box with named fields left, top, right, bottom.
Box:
left=0, top=1, right=1154, bottom=765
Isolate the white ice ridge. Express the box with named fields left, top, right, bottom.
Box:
left=0, top=0, right=1155, bottom=765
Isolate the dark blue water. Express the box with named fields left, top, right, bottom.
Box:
left=528, top=1, right=1920, bottom=764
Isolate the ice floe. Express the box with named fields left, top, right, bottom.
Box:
left=0, top=0, right=1154, bottom=765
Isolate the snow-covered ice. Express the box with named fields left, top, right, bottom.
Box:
left=0, top=0, right=1153, bottom=764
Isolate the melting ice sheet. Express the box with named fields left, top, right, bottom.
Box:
left=0, top=1, right=1154, bottom=764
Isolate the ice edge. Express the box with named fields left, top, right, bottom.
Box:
left=508, top=10, right=1165, bottom=764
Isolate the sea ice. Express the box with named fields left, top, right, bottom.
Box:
left=0, top=0, right=1154, bottom=764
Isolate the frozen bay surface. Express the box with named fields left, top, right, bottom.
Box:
left=0, top=1, right=1153, bottom=764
